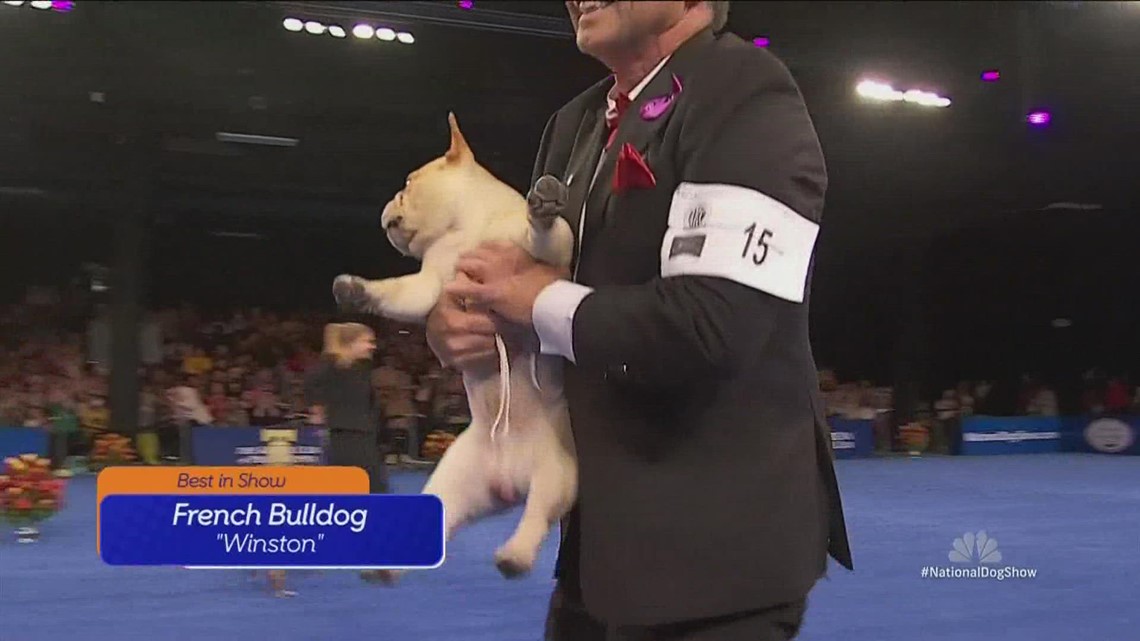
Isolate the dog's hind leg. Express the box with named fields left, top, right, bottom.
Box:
left=364, top=424, right=498, bottom=586
left=493, top=414, right=577, bottom=579
left=524, top=175, right=575, bottom=270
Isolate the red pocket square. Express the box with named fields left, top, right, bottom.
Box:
left=612, top=143, right=656, bottom=193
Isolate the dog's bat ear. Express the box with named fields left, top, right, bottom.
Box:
left=445, top=112, right=473, bottom=164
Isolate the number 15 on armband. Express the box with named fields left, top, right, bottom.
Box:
left=742, top=222, right=774, bottom=266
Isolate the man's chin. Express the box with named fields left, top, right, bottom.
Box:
left=576, top=33, right=605, bottom=57
left=576, top=29, right=622, bottom=61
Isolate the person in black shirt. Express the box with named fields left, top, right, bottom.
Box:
left=305, top=323, right=388, bottom=494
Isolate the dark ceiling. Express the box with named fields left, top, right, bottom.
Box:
left=2, top=1, right=1138, bottom=226
left=1, top=0, right=1137, bottom=382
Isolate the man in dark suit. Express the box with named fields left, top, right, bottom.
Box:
left=432, top=2, right=852, bottom=639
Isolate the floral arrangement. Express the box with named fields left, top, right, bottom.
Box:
left=421, top=431, right=457, bottom=460
left=899, top=421, right=931, bottom=455
left=0, top=454, right=67, bottom=526
left=88, top=432, right=137, bottom=471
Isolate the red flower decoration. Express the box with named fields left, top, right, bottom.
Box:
left=612, top=143, right=656, bottom=193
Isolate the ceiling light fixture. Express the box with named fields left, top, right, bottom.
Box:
left=215, top=132, right=299, bottom=147
left=284, top=16, right=412, bottom=46
left=856, top=79, right=951, bottom=108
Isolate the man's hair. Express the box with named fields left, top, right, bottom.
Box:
left=708, top=1, right=730, bottom=33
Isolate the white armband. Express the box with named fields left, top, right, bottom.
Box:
left=659, top=182, right=820, bottom=303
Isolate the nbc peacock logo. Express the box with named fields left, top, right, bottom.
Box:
left=921, top=530, right=1036, bottom=579
left=949, top=531, right=1003, bottom=565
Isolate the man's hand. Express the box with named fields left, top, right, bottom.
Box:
left=425, top=272, right=500, bottom=370
left=446, top=241, right=568, bottom=328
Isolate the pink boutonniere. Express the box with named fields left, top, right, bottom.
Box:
left=639, top=73, right=684, bottom=121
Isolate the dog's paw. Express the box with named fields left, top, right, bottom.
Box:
left=493, top=544, right=536, bottom=580
left=526, top=175, right=568, bottom=228
left=332, top=274, right=372, bottom=312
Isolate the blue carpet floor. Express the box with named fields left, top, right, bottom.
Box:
left=1, top=454, right=1138, bottom=641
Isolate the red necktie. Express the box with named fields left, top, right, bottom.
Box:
left=606, top=92, right=631, bottom=149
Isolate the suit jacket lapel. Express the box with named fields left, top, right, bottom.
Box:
left=583, top=29, right=717, bottom=237
left=562, top=104, right=608, bottom=259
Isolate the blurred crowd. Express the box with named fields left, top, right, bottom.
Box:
left=2, top=293, right=1138, bottom=457
left=0, top=300, right=471, bottom=454
left=819, top=370, right=1138, bottom=422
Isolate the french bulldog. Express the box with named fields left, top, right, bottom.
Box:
left=333, top=114, right=577, bottom=580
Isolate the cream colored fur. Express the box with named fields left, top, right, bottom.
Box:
left=332, top=114, right=577, bottom=580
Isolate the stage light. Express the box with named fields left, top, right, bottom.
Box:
left=2, top=1, right=25, bottom=6
left=981, top=70, right=1000, bottom=82
left=50, top=0, right=73, bottom=10
left=396, top=31, right=415, bottom=44
left=353, top=23, right=374, bottom=38
left=752, top=37, right=769, bottom=48
left=459, top=0, right=473, bottom=8
left=1027, top=111, right=1051, bottom=126
left=283, top=17, right=303, bottom=32
left=30, top=0, right=51, bottom=8
left=856, top=80, right=903, bottom=101
left=903, top=89, right=951, bottom=108
left=328, top=25, right=346, bottom=38
left=857, top=79, right=950, bottom=108
left=376, top=27, right=396, bottom=41
left=304, top=21, right=325, bottom=35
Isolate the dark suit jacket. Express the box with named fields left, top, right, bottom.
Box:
left=530, top=29, right=853, bottom=626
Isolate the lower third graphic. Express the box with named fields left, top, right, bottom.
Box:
left=920, top=531, right=1037, bottom=580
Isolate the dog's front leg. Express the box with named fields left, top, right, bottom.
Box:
left=333, top=271, right=442, bottom=324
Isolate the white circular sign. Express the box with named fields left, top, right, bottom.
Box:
left=1084, top=418, right=1135, bottom=454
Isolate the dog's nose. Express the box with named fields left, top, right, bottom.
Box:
left=384, top=215, right=403, bottom=231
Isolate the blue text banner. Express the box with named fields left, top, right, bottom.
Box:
left=99, top=494, right=444, bottom=569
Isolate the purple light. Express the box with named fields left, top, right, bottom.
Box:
left=752, top=36, right=769, bottom=48
left=981, top=70, right=1000, bottom=82
left=51, top=0, right=74, bottom=11
left=458, top=0, right=473, bottom=9
left=1027, top=111, right=1051, bottom=126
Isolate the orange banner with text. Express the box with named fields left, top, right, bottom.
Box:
left=96, top=466, right=369, bottom=553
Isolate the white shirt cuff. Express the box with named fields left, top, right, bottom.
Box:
left=532, top=280, right=593, bottom=364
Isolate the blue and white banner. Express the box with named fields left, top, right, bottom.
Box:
left=99, top=494, right=444, bottom=569
left=829, top=418, right=875, bottom=459
left=960, top=416, right=1064, bottom=455
left=191, top=426, right=325, bottom=466
left=1074, top=416, right=1139, bottom=456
